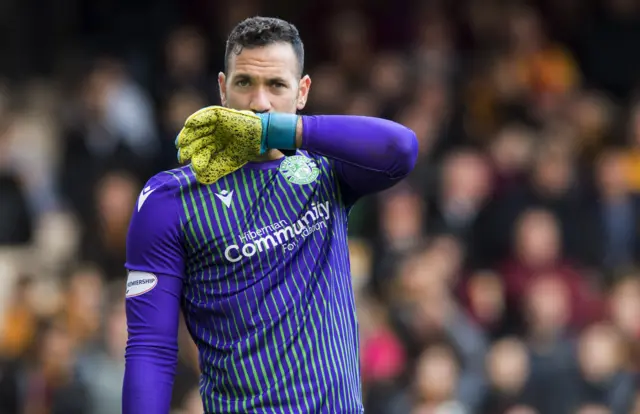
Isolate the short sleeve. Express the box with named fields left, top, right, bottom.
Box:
left=125, top=173, right=185, bottom=279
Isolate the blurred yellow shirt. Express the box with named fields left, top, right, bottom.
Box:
left=623, top=150, right=640, bottom=191
left=0, top=304, right=36, bottom=357
left=517, top=45, right=579, bottom=95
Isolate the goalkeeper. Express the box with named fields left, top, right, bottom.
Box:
left=123, top=16, right=418, bottom=414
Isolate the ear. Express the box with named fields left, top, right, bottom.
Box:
left=296, top=75, right=312, bottom=111
left=218, top=72, right=227, bottom=106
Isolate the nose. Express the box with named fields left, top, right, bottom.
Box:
left=249, top=88, right=272, bottom=113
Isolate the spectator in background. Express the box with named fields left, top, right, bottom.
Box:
left=588, top=148, right=640, bottom=272
left=328, top=11, right=373, bottom=88
left=0, top=116, right=33, bottom=245
left=61, top=264, right=105, bottom=346
left=486, top=124, right=536, bottom=197
left=77, top=286, right=127, bottom=414
left=0, top=171, right=34, bottom=245
left=575, top=405, right=612, bottom=414
left=0, top=274, right=37, bottom=358
left=503, top=4, right=580, bottom=120
left=427, top=149, right=492, bottom=253
left=607, top=273, right=640, bottom=370
left=566, top=91, right=615, bottom=165
left=359, top=295, right=407, bottom=414
left=305, top=63, right=348, bottom=114
left=21, top=319, right=91, bottom=414
left=389, top=241, right=487, bottom=412
left=157, top=27, right=216, bottom=105
left=2, top=81, right=61, bottom=215
left=481, top=337, right=536, bottom=414
left=410, top=343, right=466, bottom=414
left=412, top=79, right=454, bottom=154
left=343, top=90, right=382, bottom=118
left=476, top=138, right=587, bottom=266
left=412, top=11, right=458, bottom=84
left=499, top=209, right=601, bottom=331
left=80, top=170, right=139, bottom=280
left=367, top=51, right=411, bottom=113
left=522, top=275, right=580, bottom=414
left=575, top=323, right=636, bottom=413
left=462, top=271, right=507, bottom=340
left=92, top=59, right=158, bottom=159
left=368, top=52, right=410, bottom=118
left=504, top=406, right=539, bottom=414
left=371, top=184, right=426, bottom=295
left=396, top=102, right=443, bottom=194
left=464, top=0, right=505, bottom=52
left=59, top=58, right=156, bottom=229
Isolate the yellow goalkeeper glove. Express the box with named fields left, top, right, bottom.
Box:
left=175, top=106, right=298, bottom=184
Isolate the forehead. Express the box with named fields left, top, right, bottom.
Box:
left=227, top=42, right=299, bottom=79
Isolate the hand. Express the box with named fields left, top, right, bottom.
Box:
left=176, top=106, right=264, bottom=184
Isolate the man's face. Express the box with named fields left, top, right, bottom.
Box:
left=219, top=42, right=311, bottom=114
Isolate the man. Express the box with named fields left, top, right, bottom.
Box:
left=123, top=16, right=418, bottom=413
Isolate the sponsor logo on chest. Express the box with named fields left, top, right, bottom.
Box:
left=224, top=200, right=331, bottom=262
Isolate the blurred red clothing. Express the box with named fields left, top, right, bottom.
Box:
left=498, top=258, right=603, bottom=329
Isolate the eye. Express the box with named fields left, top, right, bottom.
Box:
left=235, top=79, right=250, bottom=87
left=272, top=82, right=287, bottom=89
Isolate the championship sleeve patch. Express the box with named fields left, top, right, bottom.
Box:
left=125, top=271, right=158, bottom=298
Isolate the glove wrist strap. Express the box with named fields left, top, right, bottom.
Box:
left=259, top=113, right=298, bottom=151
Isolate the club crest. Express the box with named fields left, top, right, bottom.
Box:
left=279, top=155, right=320, bottom=185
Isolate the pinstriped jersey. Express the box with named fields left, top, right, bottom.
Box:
left=129, top=150, right=363, bottom=413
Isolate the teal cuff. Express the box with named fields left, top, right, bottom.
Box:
left=258, top=113, right=298, bottom=153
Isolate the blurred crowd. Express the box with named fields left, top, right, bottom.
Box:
left=2, top=0, right=640, bottom=413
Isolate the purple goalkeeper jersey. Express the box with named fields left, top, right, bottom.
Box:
left=123, top=115, right=418, bottom=414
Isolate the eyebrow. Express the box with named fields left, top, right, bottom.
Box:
left=232, top=73, right=290, bottom=84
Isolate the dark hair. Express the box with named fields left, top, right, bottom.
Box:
left=225, top=16, right=305, bottom=76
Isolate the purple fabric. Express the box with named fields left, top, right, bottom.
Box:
left=122, top=115, right=417, bottom=413
left=301, top=115, right=418, bottom=203
left=122, top=174, right=185, bottom=414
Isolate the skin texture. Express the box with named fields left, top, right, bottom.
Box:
left=218, top=42, right=311, bottom=161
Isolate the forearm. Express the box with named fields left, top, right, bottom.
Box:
left=296, top=115, right=416, bottom=173
left=123, top=351, right=176, bottom=413
left=123, top=274, right=182, bottom=414
left=295, top=115, right=418, bottom=198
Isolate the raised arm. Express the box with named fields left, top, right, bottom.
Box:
left=297, top=115, right=418, bottom=204
left=122, top=174, right=186, bottom=414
